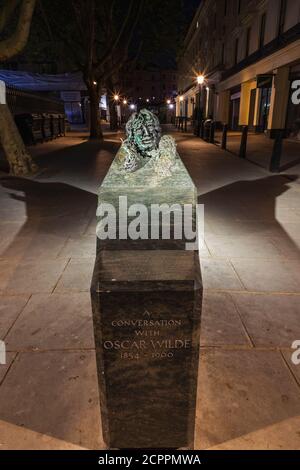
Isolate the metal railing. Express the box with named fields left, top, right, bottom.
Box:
left=6, top=85, right=64, bottom=116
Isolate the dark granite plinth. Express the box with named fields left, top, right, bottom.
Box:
left=91, top=250, right=202, bottom=449
left=91, top=150, right=202, bottom=449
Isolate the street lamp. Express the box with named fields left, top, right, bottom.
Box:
left=179, top=95, right=184, bottom=118
left=130, top=104, right=135, bottom=110
left=167, top=99, right=171, bottom=105
left=123, top=99, right=127, bottom=105
left=196, top=74, right=205, bottom=136
left=114, top=94, right=119, bottom=102
left=197, top=74, right=205, bottom=85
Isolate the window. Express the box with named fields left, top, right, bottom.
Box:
left=259, top=13, right=266, bottom=49
left=245, top=27, right=251, bottom=57
left=278, top=0, right=287, bottom=35
left=234, top=38, right=239, bottom=64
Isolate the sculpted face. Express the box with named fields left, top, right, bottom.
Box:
left=126, top=109, right=161, bottom=155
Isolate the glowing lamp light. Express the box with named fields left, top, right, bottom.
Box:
left=93, top=81, right=97, bottom=85
left=167, top=99, right=171, bottom=105
left=169, top=104, right=174, bottom=109
left=130, top=104, right=135, bottom=110
left=146, top=98, right=150, bottom=102
left=114, top=94, right=119, bottom=101
left=179, top=96, right=184, bottom=102
left=197, top=74, right=205, bottom=85
left=123, top=99, right=127, bottom=105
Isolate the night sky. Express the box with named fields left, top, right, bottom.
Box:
left=137, top=0, right=201, bottom=69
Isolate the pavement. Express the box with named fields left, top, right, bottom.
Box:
left=0, top=127, right=299, bottom=449
left=213, top=129, right=300, bottom=178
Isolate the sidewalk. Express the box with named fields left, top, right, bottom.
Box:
left=214, top=129, right=300, bottom=178
left=0, top=129, right=299, bottom=449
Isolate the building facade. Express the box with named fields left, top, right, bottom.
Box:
left=119, top=67, right=177, bottom=105
left=177, top=0, right=300, bottom=138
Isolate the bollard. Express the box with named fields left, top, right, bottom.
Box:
left=204, top=122, right=210, bottom=141
left=239, top=125, right=248, bottom=159
left=221, top=123, right=228, bottom=150
left=193, top=121, right=198, bottom=136
left=209, top=121, right=215, bottom=144
left=269, top=131, right=284, bottom=172
left=200, top=120, right=205, bottom=139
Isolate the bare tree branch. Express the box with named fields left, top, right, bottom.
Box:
left=71, top=0, right=86, bottom=44
left=0, top=0, right=37, bottom=61
left=37, top=0, right=54, bottom=42
left=95, top=0, right=135, bottom=68
left=0, top=0, right=20, bottom=33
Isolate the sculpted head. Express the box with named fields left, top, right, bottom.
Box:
left=125, top=109, right=161, bottom=155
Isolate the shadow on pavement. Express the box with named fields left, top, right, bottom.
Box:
left=199, top=174, right=299, bottom=251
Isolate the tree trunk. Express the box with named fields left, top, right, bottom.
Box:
left=0, top=0, right=37, bottom=61
left=88, top=86, right=103, bottom=140
left=108, top=96, right=118, bottom=131
left=0, top=104, right=38, bottom=175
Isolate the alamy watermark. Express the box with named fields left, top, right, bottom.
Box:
left=0, top=340, right=6, bottom=365
left=96, top=196, right=204, bottom=251
left=291, top=340, right=300, bottom=366
left=291, top=80, right=300, bottom=105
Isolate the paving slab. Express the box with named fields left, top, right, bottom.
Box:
left=54, top=258, right=95, bottom=293
left=0, top=234, right=68, bottom=261
left=270, top=236, right=300, bottom=259
left=205, top=234, right=282, bottom=259
left=18, top=215, right=91, bottom=237
left=0, top=295, right=29, bottom=339
left=200, top=258, right=244, bottom=290
left=0, top=351, right=103, bottom=449
left=201, top=292, right=250, bottom=346
left=281, top=349, right=300, bottom=387
left=208, top=415, right=300, bottom=450
left=230, top=258, right=300, bottom=293
left=195, top=349, right=300, bottom=449
left=58, top=236, right=96, bottom=259
left=5, top=293, right=94, bottom=351
left=0, top=259, right=68, bottom=295
left=230, top=293, right=300, bottom=347
left=0, top=353, right=17, bottom=384
left=0, top=419, right=85, bottom=450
